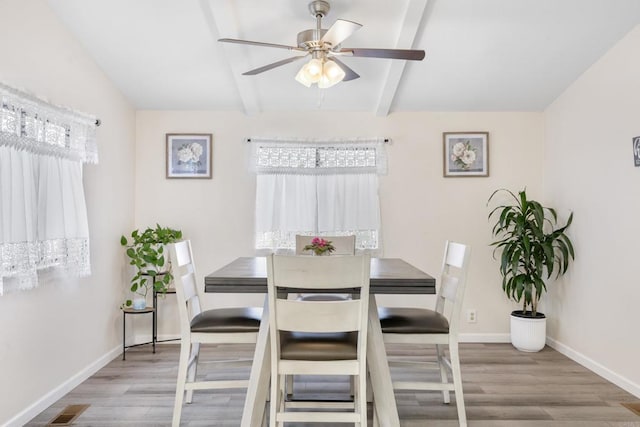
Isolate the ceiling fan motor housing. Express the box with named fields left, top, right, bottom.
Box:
left=297, top=29, right=328, bottom=49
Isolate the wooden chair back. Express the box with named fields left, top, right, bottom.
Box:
left=434, top=241, right=471, bottom=336
left=169, top=240, right=202, bottom=340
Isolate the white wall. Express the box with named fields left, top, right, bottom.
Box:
left=0, top=1, right=135, bottom=425
left=135, top=110, right=544, bottom=341
left=544, top=25, right=640, bottom=396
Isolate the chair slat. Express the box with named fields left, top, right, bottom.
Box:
left=276, top=299, right=362, bottom=332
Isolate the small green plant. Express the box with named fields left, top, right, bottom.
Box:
left=488, top=189, right=574, bottom=316
left=120, top=225, right=183, bottom=308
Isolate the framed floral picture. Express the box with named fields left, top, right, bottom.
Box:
left=443, top=132, right=489, bottom=177
left=166, top=133, right=212, bottom=179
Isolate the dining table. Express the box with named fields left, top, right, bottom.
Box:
left=204, top=256, right=436, bottom=427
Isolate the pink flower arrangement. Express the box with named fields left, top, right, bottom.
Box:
left=303, top=237, right=336, bottom=256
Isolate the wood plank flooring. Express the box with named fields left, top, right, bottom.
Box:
left=27, top=343, right=640, bottom=426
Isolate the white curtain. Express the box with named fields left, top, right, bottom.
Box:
left=251, top=137, right=385, bottom=252
left=0, top=82, right=97, bottom=295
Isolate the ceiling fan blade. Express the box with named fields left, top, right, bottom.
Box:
left=242, top=55, right=308, bottom=76
left=329, top=58, right=360, bottom=82
left=219, top=38, right=305, bottom=52
left=339, top=48, right=425, bottom=61
left=320, top=19, right=362, bottom=48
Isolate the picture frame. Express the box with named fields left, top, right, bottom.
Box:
left=633, top=136, right=640, bottom=167
left=443, top=132, right=489, bottom=177
left=166, top=133, right=212, bottom=179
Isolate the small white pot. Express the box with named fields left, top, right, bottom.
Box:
left=510, top=311, right=546, bottom=352
left=132, top=298, right=147, bottom=310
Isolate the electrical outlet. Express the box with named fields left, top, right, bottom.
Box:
left=466, top=309, right=477, bottom=323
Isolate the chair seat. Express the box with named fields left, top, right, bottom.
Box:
left=280, top=331, right=357, bottom=360
left=378, top=307, right=449, bottom=334
left=190, top=307, right=263, bottom=333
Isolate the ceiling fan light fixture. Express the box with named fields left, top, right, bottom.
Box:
left=303, top=58, right=323, bottom=81
left=297, top=57, right=345, bottom=88
left=322, top=59, right=345, bottom=85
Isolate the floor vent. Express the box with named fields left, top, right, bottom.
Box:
left=47, top=404, right=90, bottom=426
left=622, top=402, right=640, bottom=416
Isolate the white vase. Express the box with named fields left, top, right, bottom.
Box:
left=510, top=311, right=546, bottom=352
left=132, top=298, right=147, bottom=310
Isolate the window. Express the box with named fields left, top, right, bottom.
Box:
left=251, top=138, right=386, bottom=252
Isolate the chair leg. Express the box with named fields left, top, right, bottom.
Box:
left=436, top=343, right=450, bottom=404
left=172, top=341, right=191, bottom=427
left=358, top=371, right=367, bottom=426
left=449, top=342, right=467, bottom=427
left=372, top=400, right=379, bottom=427
left=185, top=342, right=200, bottom=403
left=278, top=374, right=286, bottom=427
left=269, top=371, right=279, bottom=427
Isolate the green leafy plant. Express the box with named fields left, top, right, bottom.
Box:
left=488, top=189, right=574, bottom=317
left=120, top=225, right=183, bottom=307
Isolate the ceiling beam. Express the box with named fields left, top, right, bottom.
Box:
left=199, top=0, right=260, bottom=115
left=375, top=0, right=429, bottom=117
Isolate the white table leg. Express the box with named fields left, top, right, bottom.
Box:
left=241, top=297, right=271, bottom=427
left=367, top=295, right=400, bottom=427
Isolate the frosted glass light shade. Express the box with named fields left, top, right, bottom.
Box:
left=295, top=58, right=323, bottom=87
left=318, top=60, right=345, bottom=89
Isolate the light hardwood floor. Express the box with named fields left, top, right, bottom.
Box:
left=27, top=343, right=640, bottom=426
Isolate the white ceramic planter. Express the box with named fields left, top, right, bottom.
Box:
left=510, top=311, right=546, bottom=352
left=132, top=298, right=147, bottom=310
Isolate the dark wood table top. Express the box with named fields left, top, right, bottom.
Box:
left=204, top=256, right=436, bottom=295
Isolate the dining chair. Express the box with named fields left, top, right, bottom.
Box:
left=168, top=240, right=263, bottom=427
left=266, top=253, right=371, bottom=426
left=289, top=234, right=357, bottom=396
left=378, top=241, right=471, bottom=427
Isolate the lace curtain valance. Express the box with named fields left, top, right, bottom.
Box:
left=0, top=82, right=98, bottom=163
left=0, top=82, right=98, bottom=295
left=249, top=137, right=388, bottom=175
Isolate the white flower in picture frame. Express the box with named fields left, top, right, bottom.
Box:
left=451, top=139, right=477, bottom=170
left=189, top=142, right=203, bottom=160
left=443, top=131, right=489, bottom=177
left=166, top=133, right=213, bottom=179
left=452, top=142, right=465, bottom=157
left=177, top=145, right=194, bottom=163
left=461, top=149, right=476, bottom=165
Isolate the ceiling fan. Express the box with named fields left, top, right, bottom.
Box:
left=218, top=0, right=425, bottom=88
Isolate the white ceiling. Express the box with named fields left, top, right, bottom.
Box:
left=47, top=0, right=640, bottom=115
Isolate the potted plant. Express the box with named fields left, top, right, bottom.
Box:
left=120, top=224, right=183, bottom=309
left=488, top=189, right=574, bottom=352
left=302, top=237, right=336, bottom=256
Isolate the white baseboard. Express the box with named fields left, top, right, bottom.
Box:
left=5, top=345, right=121, bottom=427
left=546, top=337, right=640, bottom=398
left=459, top=333, right=510, bottom=343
